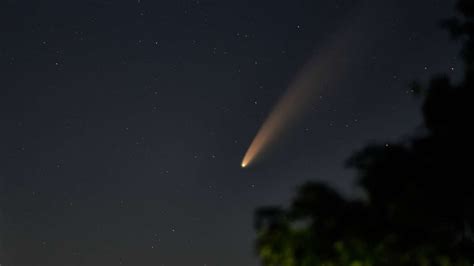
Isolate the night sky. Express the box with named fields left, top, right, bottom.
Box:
left=0, top=0, right=461, bottom=265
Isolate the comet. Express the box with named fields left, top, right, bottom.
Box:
left=241, top=3, right=373, bottom=168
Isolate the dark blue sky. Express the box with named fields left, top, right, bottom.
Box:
left=0, top=0, right=461, bottom=265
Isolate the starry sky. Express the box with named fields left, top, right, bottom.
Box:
left=0, top=0, right=462, bottom=265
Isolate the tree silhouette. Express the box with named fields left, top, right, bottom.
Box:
left=255, top=1, right=474, bottom=265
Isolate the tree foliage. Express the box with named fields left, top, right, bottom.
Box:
left=255, top=1, right=474, bottom=265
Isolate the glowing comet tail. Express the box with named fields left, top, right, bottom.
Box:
left=240, top=13, right=369, bottom=168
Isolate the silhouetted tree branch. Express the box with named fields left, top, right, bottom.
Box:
left=255, top=1, right=474, bottom=265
